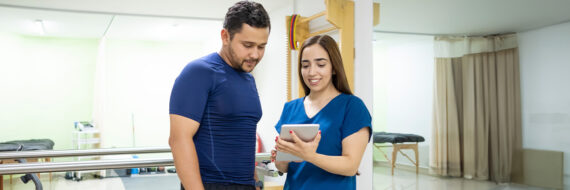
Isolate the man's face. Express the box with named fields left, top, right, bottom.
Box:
left=223, top=24, right=269, bottom=73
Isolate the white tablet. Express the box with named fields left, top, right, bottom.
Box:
left=275, top=124, right=320, bottom=161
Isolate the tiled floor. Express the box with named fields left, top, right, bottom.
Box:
left=373, top=164, right=554, bottom=190
left=2, top=173, right=125, bottom=190
left=1, top=166, right=561, bottom=190
left=1, top=172, right=180, bottom=190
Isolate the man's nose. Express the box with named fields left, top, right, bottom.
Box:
left=250, top=48, right=260, bottom=60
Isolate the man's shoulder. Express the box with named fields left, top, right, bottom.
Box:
left=181, top=53, right=222, bottom=74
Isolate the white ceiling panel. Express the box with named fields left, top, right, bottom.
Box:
left=105, top=16, right=223, bottom=42
left=0, top=0, right=286, bottom=41
left=0, top=6, right=111, bottom=38
left=374, top=0, right=570, bottom=36
left=2, top=0, right=570, bottom=39
left=0, top=0, right=291, bottom=20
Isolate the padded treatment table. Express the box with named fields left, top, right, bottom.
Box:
left=0, top=139, right=54, bottom=190
left=373, top=132, right=424, bottom=175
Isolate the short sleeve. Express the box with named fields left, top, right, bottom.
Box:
left=169, top=61, right=214, bottom=123
left=341, top=96, right=372, bottom=141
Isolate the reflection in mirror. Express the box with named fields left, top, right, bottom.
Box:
left=371, top=0, right=570, bottom=189
left=0, top=6, right=222, bottom=152
left=0, top=1, right=293, bottom=154
left=0, top=1, right=296, bottom=189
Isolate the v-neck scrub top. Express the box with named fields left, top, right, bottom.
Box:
left=275, top=93, right=372, bottom=190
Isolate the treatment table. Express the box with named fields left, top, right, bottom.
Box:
left=373, top=132, right=424, bottom=175
left=0, top=139, right=54, bottom=190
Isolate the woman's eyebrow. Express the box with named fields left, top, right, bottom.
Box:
left=301, top=57, right=327, bottom=63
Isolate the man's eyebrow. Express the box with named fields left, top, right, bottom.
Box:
left=241, top=41, right=267, bottom=46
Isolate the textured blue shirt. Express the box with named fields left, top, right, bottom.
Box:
left=170, top=53, right=262, bottom=186
left=275, top=93, right=371, bottom=190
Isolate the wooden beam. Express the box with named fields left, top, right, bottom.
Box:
left=374, top=2, right=380, bottom=26
left=335, top=0, right=355, bottom=91
left=298, top=11, right=326, bottom=25
left=325, top=0, right=343, bottom=28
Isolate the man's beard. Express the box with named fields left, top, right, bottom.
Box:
left=227, top=45, right=258, bottom=73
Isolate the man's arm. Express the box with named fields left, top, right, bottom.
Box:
left=169, top=114, right=203, bottom=190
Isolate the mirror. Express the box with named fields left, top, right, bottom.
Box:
left=0, top=1, right=293, bottom=153
left=371, top=0, right=570, bottom=189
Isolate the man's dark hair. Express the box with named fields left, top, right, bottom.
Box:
left=223, top=1, right=271, bottom=39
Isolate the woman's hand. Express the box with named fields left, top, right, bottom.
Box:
left=275, top=130, right=321, bottom=163
left=271, top=149, right=291, bottom=173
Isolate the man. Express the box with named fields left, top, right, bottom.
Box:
left=169, top=1, right=270, bottom=190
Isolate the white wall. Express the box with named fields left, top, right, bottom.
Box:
left=0, top=33, right=98, bottom=151
left=518, top=21, right=570, bottom=189
left=354, top=0, right=374, bottom=189
left=96, top=39, right=210, bottom=150
left=372, top=33, right=434, bottom=168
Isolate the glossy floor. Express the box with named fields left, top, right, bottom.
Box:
left=373, top=165, right=554, bottom=190
left=1, top=172, right=180, bottom=190
left=1, top=167, right=560, bottom=190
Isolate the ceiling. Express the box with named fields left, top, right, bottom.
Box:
left=0, top=0, right=291, bottom=41
left=1, top=0, right=570, bottom=40
left=0, top=0, right=290, bottom=20
left=374, top=0, right=570, bottom=36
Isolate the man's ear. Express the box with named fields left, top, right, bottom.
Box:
left=221, top=29, right=230, bottom=45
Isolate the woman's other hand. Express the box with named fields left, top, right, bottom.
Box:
left=271, top=147, right=291, bottom=172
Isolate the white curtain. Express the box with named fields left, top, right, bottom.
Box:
left=430, top=34, right=522, bottom=183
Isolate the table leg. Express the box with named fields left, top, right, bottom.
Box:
left=391, top=145, right=398, bottom=175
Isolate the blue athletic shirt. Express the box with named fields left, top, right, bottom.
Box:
left=275, top=93, right=372, bottom=190
left=169, top=52, right=262, bottom=186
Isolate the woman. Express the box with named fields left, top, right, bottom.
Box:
left=272, top=35, right=372, bottom=190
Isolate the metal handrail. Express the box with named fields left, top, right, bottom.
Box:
left=0, top=147, right=171, bottom=159
left=0, top=158, right=173, bottom=175
left=0, top=152, right=272, bottom=175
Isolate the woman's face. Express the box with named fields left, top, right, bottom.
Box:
left=301, top=44, right=335, bottom=94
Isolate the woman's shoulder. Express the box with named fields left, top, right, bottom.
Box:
left=338, top=93, right=362, bottom=101
left=339, top=94, right=366, bottom=108
left=284, top=97, right=304, bottom=108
